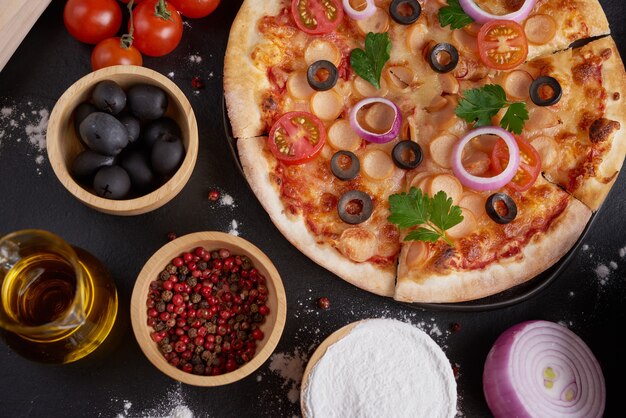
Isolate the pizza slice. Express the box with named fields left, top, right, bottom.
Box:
left=493, top=36, right=626, bottom=210
left=237, top=126, right=405, bottom=297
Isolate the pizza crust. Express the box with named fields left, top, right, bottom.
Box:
left=394, top=197, right=592, bottom=303
left=237, top=137, right=396, bottom=297
left=528, top=0, right=610, bottom=59
left=223, top=0, right=285, bottom=138
left=572, top=36, right=626, bottom=211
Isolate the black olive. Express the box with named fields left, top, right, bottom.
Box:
left=389, top=0, right=422, bottom=25
left=79, top=112, right=129, bottom=156
left=392, top=140, right=423, bottom=170
left=338, top=190, right=373, bottom=225
left=120, top=151, right=155, bottom=191
left=330, top=151, right=360, bottom=181
left=92, top=80, right=126, bottom=115
left=529, top=76, right=562, bottom=106
left=71, top=150, right=116, bottom=179
left=486, top=193, right=518, bottom=224
left=117, top=114, right=141, bottom=144
left=151, top=133, right=185, bottom=176
left=93, top=166, right=131, bottom=200
left=74, top=102, right=98, bottom=130
left=142, top=117, right=182, bottom=148
left=307, top=60, right=338, bottom=92
left=428, top=43, right=459, bottom=74
left=127, top=84, right=168, bottom=120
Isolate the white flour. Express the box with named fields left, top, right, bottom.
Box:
left=219, top=193, right=235, bottom=207
left=302, top=319, right=457, bottom=418
left=228, top=220, right=240, bottom=236
left=189, top=54, right=202, bottom=64
left=0, top=102, right=49, bottom=171
left=269, top=348, right=308, bottom=404
left=112, top=384, right=195, bottom=418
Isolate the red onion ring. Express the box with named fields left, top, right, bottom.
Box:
left=451, top=126, right=519, bottom=191
left=342, top=0, right=376, bottom=20
left=349, top=97, right=402, bottom=144
left=484, top=320, right=605, bottom=418
left=459, top=0, right=536, bottom=24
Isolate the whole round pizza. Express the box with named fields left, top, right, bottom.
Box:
left=223, top=0, right=626, bottom=303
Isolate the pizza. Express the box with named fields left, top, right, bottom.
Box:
left=223, top=0, right=626, bottom=303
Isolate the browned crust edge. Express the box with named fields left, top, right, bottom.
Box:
left=394, top=196, right=592, bottom=303
left=573, top=36, right=626, bottom=210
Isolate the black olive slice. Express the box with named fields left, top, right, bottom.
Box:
left=486, top=193, right=518, bottom=224
left=389, top=0, right=422, bottom=25
left=307, top=60, right=339, bottom=92
left=392, top=140, right=423, bottom=170
left=529, top=76, right=563, bottom=106
left=331, top=151, right=360, bottom=181
left=338, top=190, right=373, bottom=225
left=428, top=43, right=459, bottom=74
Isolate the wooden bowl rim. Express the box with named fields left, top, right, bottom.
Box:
left=130, top=231, right=287, bottom=386
left=300, top=320, right=367, bottom=417
left=46, top=65, right=199, bottom=216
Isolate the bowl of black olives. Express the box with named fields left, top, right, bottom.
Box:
left=47, top=65, right=198, bottom=215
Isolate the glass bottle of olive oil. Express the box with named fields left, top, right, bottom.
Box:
left=0, top=230, right=117, bottom=363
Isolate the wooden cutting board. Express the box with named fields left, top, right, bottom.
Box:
left=0, top=0, right=52, bottom=72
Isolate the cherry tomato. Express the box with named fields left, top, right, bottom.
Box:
left=91, top=37, right=143, bottom=71
left=169, top=0, right=220, bottom=18
left=132, top=0, right=183, bottom=57
left=477, top=20, right=528, bottom=70
left=491, top=136, right=541, bottom=192
left=63, top=0, right=122, bottom=44
left=268, top=112, right=327, bottom=165
left=291, top=0, right=344, bottom=35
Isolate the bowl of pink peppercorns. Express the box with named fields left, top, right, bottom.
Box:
left=131, top=231, right=287, bottom=386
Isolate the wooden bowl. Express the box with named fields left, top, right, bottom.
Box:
left=47, top=65, right=198, bottom=216
left=130, top=232, right=287, bottom=386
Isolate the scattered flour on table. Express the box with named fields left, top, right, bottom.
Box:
left=219, top=193, right=235, bottom=207
left=582, top=244, right=590, bottom=252
left=595, top=264, right=610, bottom=282
left=112, top=384, right=195, bottom=418
left=168, top=72, right=175, bottom=78
left=0, top=101, right=49, bottom=174
left=269, top=348, right=308, bottom=404
left=228, top=220, right=239, bottom=236
left=189, top=54, right=202, bottom=64
left=619, top=246, right=626, bottom=258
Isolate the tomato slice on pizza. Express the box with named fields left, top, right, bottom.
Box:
left=268, top=111, right=326, bottom=165
left=291, top=0, right=344, bottom=35
left=491, top=136, right=541, bottom=192
left=478, top=20, right=529, bottom=70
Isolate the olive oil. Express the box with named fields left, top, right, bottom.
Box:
left=0, top=233, right=118, bottom=364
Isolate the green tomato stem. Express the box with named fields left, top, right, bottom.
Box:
left=155, top=0, right=173, bottom=21
left=119, top=0, right=135, bottom=49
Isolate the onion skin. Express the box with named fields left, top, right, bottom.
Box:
left=349, top=97, right=402, bottom=144
left=483, top=320, right=605, bottom=418
left=458, top=0, right=537, bottom=24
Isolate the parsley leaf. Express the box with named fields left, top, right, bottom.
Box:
left=455, top=84, right=529, bottom=134
left=350, top=32, right=392, bottom=89
left=500, top=102, right=529, bottom=135
left=439, top=0, right=474, bottom=30
left=429, top=191, right=464, bottom=232
left=388, top=188, right=464, bottom=246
